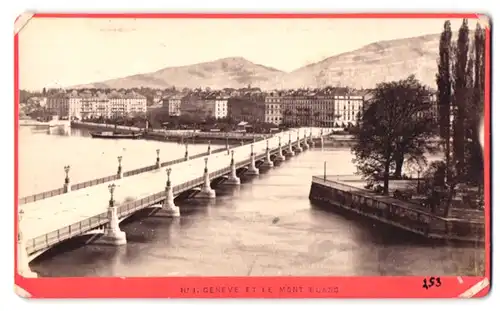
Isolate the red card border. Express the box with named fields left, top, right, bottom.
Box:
left=13, top=12, right=491, bottom=299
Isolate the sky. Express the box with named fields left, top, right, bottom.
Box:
left=18, top=17, right=476, bottom=91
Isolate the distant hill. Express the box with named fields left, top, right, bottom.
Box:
left=72, top=57, right=285, bottom=90
left=272, top=33, right=442, bottom=89
left=72, top=33, right=447, bottom=90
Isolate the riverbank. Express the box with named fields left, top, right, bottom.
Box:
left=309, top=175, right=484, bottom=244
left=71, top=121, right=270, bottom=145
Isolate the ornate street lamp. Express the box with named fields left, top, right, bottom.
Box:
left=64, top=165, right=70, bottom=184
left=117, top=156, right=123, bottom=175
left=108, top=183, right=116, bottom=207
left=166, top=168, right=172, bottom=187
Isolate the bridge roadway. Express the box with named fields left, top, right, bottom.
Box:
left=21, top=127, right=327, bottom=255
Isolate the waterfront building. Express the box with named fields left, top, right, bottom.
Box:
left=275, top=89, right=369, bottom=128
left=46, top=90, right=147, bottom=120
left=264, top=93, right=282, bottom=125
left=162, top=95, right=183, bottom=116
left=179, top=95, right=229, bottom=120
left=227, top=97, right=265, bottom=123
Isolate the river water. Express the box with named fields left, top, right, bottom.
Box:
left=21, top=128, right=484, bottom=276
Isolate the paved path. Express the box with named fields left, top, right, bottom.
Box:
left=22, top=128, right=326, bottom=240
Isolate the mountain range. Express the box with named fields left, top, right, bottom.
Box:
left=72, top=33, right=443, bottom=90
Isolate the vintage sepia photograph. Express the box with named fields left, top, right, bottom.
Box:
left=16, top=14, right=489, bottom=287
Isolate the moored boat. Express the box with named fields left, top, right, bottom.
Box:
left=90, top=131, right=143, bottom=139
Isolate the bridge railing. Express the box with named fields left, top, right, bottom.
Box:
left=25, top=140, right=303, bottom=254
left=19, top=147, right=229, bottom=205
left=26, top=211, right=109, bottom=255
left=19, top=188, right=66, bottom=205
left=72, top=174, right=117, bottom=191
left=311, top=176, right=484, bottom=241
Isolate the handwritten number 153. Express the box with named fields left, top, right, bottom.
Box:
left=422, top=277, right=442, bottom=289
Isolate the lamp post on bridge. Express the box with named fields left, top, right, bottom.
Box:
left=63, top=165, right=71, bottom=193
left=184, top=143, right=189, bottom=161
left=108, top=183, right=116, bottom=207
left=156, top=149, right=161, bottom=169
left=101, top=183, right=127, bottom=245
left=166, top=168, right=172, bottom=187
left=17, top=208, right=37, bottom=278
left=117, top=156, right=123, bottom=179
left=207, top=141, right=211, bottom=155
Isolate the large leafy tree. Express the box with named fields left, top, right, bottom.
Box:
left=352, top=75, right=436, bottom=195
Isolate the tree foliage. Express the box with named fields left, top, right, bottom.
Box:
left=352, top=75, right=436, bottom=194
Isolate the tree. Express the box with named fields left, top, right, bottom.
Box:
left=352, top=75, right=435, bottom=195
left=463, top=23, right=486, bottom=185
left=451, top=19, right=470, bottom=180
left=436, top=20, right=453, bottom=181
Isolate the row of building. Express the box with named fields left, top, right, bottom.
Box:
left=161, top=89, right=372, bottom=127
left=35, top=88, right=437, bottom=128
left=44, top=90, right=147, bottom=120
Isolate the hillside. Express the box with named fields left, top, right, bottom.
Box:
left=73, top=57, right=285, bottom=90
left=72, top=33, right=446, bottom=90
left=271, top=33, right=441, bottom=89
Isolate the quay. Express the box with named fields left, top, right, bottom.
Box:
left=19, top=119, right=71, bottom=135
left=18, top=127, right=330, bottom=278
left=309, top=176, right=485, bottom=243
left=71, top=121, right=273, bottom=144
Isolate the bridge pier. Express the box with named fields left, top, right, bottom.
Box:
left=184, top=144, right=189, bottom=161
left=287, top=133, right=295, bottom=157
left=17, top=209, right=37, bottom=278
left=303, top=133, right=309, bottom=150
left=162, top=168, right=180, bottom=217
left=225, top=150, right=241, bottom=185
left=100, top=184, right=127, bottom=245
left=198, top=158, right=216, bottom=198
left=246, top=144, right=260, bottom=175
left=63, top=165, right=71, bottom=193
left=309, top=132, right=315, bottom=148
left=155, top=149, right=161, bottom=169
left=295, top=133, right=303, bottom=153
left=261, top=140, right=274, bottom=168
left=275, top=136, right=286, bottom=162
left=117, top=156, right=123, bottom=179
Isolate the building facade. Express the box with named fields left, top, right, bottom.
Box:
left=162, top=95, right=183, bottom=116
left=227, top=98, right=265, bottom=123
left=180, top=95, right=228, bottom=120
left=268, top=89, right=368, bottom=128
left=334, top=92, right=366, bottom=127
left=264, top=94, right=282, bottom=125
left=46, top=90, right=147, bottom=120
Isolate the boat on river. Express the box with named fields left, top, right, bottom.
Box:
left=90, top=131, right=143, bottom=139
